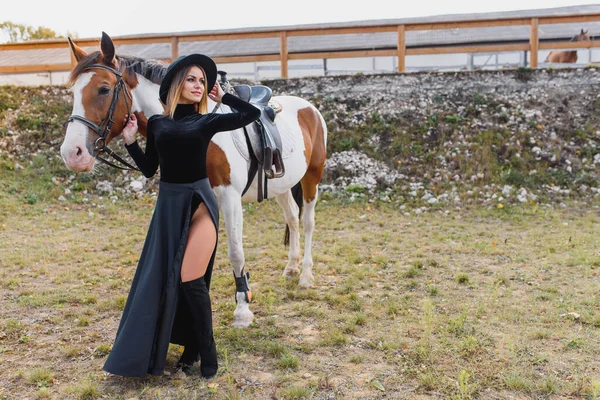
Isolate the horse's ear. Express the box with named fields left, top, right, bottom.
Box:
left=100, top=31, right=116, bottom=65
left=68, top=37, right=87, bottom=63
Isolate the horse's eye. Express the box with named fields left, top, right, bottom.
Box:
left=99, top=87, right=111, bottom=95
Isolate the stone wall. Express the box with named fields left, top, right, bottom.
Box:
left=267, top=68, right=600, bottom=207
left=1, top=67, right=600, bottom=208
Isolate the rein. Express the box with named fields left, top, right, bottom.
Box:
left=66, top=64, right=139, bottom=171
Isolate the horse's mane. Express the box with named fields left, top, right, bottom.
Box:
left=118, top=54, right=167, bottom=85
left=68, top=51, right=167, bottom=86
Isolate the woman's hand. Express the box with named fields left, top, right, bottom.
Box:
left=208, top=82, right=225, bottom=103
left=122, top=114, right=138, bottom=145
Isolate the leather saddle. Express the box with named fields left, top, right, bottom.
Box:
left=231, top=84, right=284, bottom=180
left=217, top=70, right=285, bottom=202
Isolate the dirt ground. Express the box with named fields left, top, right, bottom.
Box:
left=1, top=195, right=600, bottom=399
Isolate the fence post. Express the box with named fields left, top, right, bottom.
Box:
left=171, top=36, right=179, bottom=62
left=397, top=25, right=406, bottom=72
left=466, top=53, right=474, bottom=70
left=280, top=31, right=288, bottom=78
left=529, top=18, right=539, bottom=68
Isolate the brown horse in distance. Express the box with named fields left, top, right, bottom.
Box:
left=545, top=29, right=591, bottom=64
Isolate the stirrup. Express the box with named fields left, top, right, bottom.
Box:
left=270, top=150, right=285, bottom=178
left=263, top=148, right=274, bottom=179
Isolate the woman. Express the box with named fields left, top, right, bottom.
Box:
left=102, top=54, right=260, bottom=379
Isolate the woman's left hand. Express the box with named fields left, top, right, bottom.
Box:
left=122, top=114, right=138, bottom=145
left=208, top=82, right=225, bottom=103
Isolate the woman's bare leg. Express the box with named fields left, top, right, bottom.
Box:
left=181, top=202, right=217, bottom=282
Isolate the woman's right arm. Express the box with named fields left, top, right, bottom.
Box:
left=205, top=83, right=261, bottom=134
left=206, top=93, right=261, bottom=133
left=124, top=115, right=159, bottom=178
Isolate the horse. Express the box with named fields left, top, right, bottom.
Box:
left=59, top=32, right=328, bottom=328
left=545, top=29, right=591, bottom=64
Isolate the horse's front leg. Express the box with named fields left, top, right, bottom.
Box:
left=215, top=185, right=254, bottom=328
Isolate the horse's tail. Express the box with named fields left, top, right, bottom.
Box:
left=284, top=182, right=304, bottom=246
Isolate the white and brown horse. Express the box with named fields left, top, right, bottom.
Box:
left=545, top=29, right=591, bottom=64
left=60, top=32, right=327, bottom=328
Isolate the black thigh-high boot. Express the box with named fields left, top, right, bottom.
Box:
left=176, top=344, right=199, bottom=375
left=176, top=286, right=199, bottom=375
left=181, top=276, right=218, bottom=378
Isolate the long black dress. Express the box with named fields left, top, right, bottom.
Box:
left=103, top=94, right=260, bottom=377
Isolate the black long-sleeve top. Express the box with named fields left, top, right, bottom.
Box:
left=125, top=93, right=260, bottom=183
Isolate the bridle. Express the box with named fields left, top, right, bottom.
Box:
left=66, top=64, right=139, bottom=171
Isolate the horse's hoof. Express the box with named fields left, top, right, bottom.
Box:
left=298, top=274, right=314, bottom=288
left=232, top=309, right=254, bottom=328
left=232, top=318, right=253, bottom=329
left=283, top=267, right=300, bottom=278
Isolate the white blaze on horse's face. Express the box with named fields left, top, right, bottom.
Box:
left=60, top=72, right=96, bottom=172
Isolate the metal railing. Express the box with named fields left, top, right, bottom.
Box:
left=1, top=12, right=600, bottom=77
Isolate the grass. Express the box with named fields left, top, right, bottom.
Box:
left=278, top=385, right=313, bottom=399
left=2, top=157, right=600, bottom=398
left=276, top=354, right=299, bottom=371
left=27, top=367, right=54, bottom=387
left=36, top=387, right=51, bottom=398
left=93, top=344, right=111, bottom=357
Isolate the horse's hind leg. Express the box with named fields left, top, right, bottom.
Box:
left=275, top=190, right=301, bottom=278
left=299, top=184, right=318, bottom=287
left=294, top=104, right=326, bottom=288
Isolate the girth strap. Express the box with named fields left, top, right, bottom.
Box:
left=241, top=126, right=268, bottom=202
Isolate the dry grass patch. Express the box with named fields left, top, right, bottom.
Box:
left=2, top=184, right=600, bottom=398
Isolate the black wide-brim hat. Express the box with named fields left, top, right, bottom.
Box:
left=159, top=54, right=217, bottom=104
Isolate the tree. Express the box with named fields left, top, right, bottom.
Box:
left=0, top=21, right=69, bottom=43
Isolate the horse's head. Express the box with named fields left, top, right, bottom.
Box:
left=60, top=32, right=136, bottom=172
left=572, top=29, right=591, bottom=42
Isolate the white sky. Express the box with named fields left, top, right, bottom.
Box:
left=1, top=0, right=599, bottom=39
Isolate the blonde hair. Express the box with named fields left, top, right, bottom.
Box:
left=163, top=65, right=209, bottom=118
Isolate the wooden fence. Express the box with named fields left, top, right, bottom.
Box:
left=1, top=12, right=600, bottom=77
